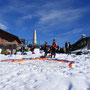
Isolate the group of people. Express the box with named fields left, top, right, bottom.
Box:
left=44, top=39, right=72, bottom=58
left=65, top=42, right=72, bottom=54
left=44, top=39, right=57, bottom=58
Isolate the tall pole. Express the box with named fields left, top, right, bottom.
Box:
left=33, top=30, right=37, bottom=45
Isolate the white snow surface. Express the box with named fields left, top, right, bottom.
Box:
left=0, top=52, right=90, bottom=90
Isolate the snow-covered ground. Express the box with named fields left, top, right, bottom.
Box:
left=72, top=47, right=90, bottom=53
left=0, top=52, right=90, bottom=90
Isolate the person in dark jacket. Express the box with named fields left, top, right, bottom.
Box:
left=65, top=42, right=68, bottom=54
left=51, top=39, right=57, bottom=58
left=67, top=42, right=72, bottom=54
left=44, top=42, right=49, bottom=57
left=21, top=46, right=25, bottom=55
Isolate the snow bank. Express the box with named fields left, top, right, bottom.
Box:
left=34, top=48, right=40, bottom=54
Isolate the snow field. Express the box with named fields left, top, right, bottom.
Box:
left=0, top=53, right=90, bottom=90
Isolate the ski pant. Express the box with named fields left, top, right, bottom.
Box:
left=45, top=51, right=48, bottom=56
left=67, top=48, right=71, bottom=55
left=51, top=52, right=56, bottom=58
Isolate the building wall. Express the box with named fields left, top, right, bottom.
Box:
left=20, top=39, right=25, bottom=44
left=0, top=38, right=18, bottom=44
left=0, top=29, right=21, bottom=44
left=0, top=29, right=21, bottom=50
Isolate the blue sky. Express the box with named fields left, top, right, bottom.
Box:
left=0, top=0, right=90, bottom=46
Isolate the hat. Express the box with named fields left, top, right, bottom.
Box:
left=53, top=39, right=55, bottom=41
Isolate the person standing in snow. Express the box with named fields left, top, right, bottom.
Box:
left=21, top=46, right=25, bottom=55
left=67, top=42, right=72, bottom=55
left=51, top=39, right=57, bottom=58
left=44, top=42, right=49, bottom=57
left=65, top=42, right=68, bottom=54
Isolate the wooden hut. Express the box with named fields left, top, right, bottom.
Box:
left=0, top=29, right=21, bottom=51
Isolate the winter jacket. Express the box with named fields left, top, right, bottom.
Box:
left=52, top=42, right=57, bottom=49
